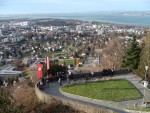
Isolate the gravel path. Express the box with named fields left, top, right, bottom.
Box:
left=43, top=73, right=150, bottom=113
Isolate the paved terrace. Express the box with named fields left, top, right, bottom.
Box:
left=43, top=73, right=150, bottom=113
left=0, top=66, right=22, bottom=79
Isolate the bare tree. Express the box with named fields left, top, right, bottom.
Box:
left=102, top=37, right=125, bottom=69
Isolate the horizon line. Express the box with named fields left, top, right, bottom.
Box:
left=1, top=10, right=150, bottom=15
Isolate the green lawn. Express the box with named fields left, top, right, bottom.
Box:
left=65, top=59, right=74, bottom=65
left=61, top=79, right=142, bottom=102
left=58, top=59, right=74, bottom=66
left=41, top=51, right=66, bottom=57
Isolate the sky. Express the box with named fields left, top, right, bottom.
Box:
left=0, top=0, right=150, bottom=14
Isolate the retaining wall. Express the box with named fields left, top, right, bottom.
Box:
left=35, top=83, right=114, bottom=113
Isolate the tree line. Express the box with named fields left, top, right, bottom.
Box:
left=122, top=32, right=150, bottom=80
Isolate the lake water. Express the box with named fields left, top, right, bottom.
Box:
left=1, top=12, right=150, bottom=27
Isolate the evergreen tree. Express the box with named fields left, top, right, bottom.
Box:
left=122, top=36, right=141, bottom=70
left=138, top=33, right=150, bottom=78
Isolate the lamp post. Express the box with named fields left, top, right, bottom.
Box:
left=143, top=66, right=149, bottom=105
left=145, top=66, right=149, bottom=81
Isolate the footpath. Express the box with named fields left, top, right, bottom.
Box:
left=43, top=73, right=150, bottom=113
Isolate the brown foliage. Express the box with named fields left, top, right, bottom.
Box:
left=12, top=82, right=40, bottom=112
left=102, top=37, right=125, bottom=69
left=11, top=80, right=83, bottom=113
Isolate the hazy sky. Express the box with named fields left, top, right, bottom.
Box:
left=0, top=0, right=150, bottom=14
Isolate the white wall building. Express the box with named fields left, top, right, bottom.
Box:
left=97, top=30, right=104, bottom=35
left=50, top=26, right=54, bottom=31
left=2, top=38, right=9, bottom=43
left=12, top=21, right=29, bottom=27
left=76, top=25, right=82, bottom=31
left=20, top=21, right=29, bottom=26
left=0, top=29, right=2, bottom=36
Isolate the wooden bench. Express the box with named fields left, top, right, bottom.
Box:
left=143, top=102, right=150, bottom=107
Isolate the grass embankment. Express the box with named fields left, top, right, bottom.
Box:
left=59, top=59, right=74, bottom=66
left=127, top=108, right=150, bottom=112
left=61, top=79, right=142, bottom=102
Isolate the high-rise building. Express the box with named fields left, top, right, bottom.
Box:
left=0, top=29, right=2, bottom=36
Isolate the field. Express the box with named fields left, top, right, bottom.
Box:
left=61, top=79, right=142, bottom=102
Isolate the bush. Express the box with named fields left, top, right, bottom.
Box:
left=11, top=81, right=83, bottom=113
left=47, top=64, right=67, bottom=76
left=0, top=88, right=23, bottom=113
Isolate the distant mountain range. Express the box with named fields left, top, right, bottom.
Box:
left=118, top=11, right=150, bottom=16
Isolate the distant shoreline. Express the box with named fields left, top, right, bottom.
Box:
left=118, top=12, right=150, bottom=17
left=0, top=12, right=150, bottom=27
